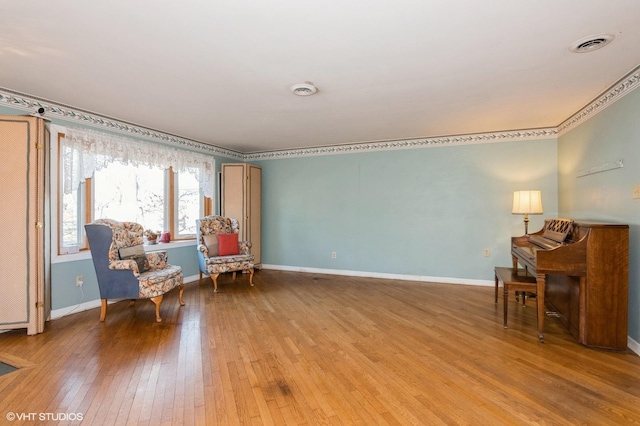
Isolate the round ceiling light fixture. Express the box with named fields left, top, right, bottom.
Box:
left=570, top=34, right=615, bottom=53
left=290, top=82, right=318, bottom=96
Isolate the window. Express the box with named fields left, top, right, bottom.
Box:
left=61, top=180, right=85, bottom=248
left=174, top=169, right=202, bottom=237
left=58, top=127, right=214, bottom=254
left=93, top=162, right=166, bottom=231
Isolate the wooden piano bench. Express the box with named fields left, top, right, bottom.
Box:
left=494, top=267, right=542, bottom=342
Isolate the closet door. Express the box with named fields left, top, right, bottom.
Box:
left=221, top=163, right=262, bottom=267
left=247, top=164, right=262, bottom=267
left=221, top=163, right=246, bottom=236
left=0, top=115, right=49, bottom=335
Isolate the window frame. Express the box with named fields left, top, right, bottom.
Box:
left=52, top=126, right=212, bottom=258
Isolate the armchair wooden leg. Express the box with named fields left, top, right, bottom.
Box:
left=100, top=299, right=107, bottom=322
left=232, top=271, right=237, bottom=280
left=199, top=271, right=203, bottom=285
left=249, top=268, right=254, bottom=286
left=178, top=284, right=185, bottom=306
left=212, top=273, right=219, bottom=292
left=150, top=295, right=164, bottom=323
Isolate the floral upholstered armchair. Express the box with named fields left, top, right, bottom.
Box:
left=196, top=215, right=254, bottom=292
left=85, top=219, right=185, bottom=323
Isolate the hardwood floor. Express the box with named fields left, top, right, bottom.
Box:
left=1, top=269, right=640, bottom=425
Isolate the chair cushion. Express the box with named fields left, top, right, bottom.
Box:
left=218, top=233, right=239, bottom=256
left=203, top=234, right=219, bottom=256
left=138, top=264, right=183, bottom=299
left=204, top=254, right=254, bottom=275
left=118, top=244, right=150, bottom=272
left=205, top=253, right=253, bottom=265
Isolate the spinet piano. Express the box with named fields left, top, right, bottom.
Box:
left=511, top=218, right=629, bottom=349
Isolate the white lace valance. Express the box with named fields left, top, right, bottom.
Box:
left=62, top=127, right=215, bottom=198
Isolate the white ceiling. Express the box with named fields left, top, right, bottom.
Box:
left=1, top=1, right=640, bottom=154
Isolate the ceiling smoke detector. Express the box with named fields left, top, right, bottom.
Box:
left=290, top=82, right=317, bottom=96
left=570, top=34, right=615, bottom=53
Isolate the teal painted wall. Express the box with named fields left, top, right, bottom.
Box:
left=558, top=87, right=640, bottom=343
left=4, top=85, right=637, bottom=344
left=255, top=138, right=558, bottom=281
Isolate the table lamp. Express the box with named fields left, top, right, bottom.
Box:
left=512, top=190, right=543, bottom=234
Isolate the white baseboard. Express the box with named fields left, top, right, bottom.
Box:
left=261, top=264, right=640, bottom=355
left=50, top=299, right=104, bottom=320
left=628, top=336, right=640, bottom=356
left=261, top=264, right=494, bottom=286
left=50, top=267, right=492, bottom=321
left=46, top=269, right=640, bottom=356
left=50, top=273, right=200, bottom=320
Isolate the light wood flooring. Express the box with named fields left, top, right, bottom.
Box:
left=1, top=269, right=640, bottom=425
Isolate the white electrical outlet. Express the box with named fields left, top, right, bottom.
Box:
left=331, top=251, right=337, bottom=259
left=633, top=185, right=640, bottom=199
left=76, top=275, right=84, bottom=287
left=484, top=248, right=490, bottom=257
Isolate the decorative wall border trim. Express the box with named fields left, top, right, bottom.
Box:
left=0, top=87, right=244, bottom=160
left=245, top=128, right=558, bottom=161
left=558, top=65, right=640, bottom=136
left=3, top=63, right=639, bottom=161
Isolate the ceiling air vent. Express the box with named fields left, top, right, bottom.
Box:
left=570, top=34, right=615, bottom=53
left=290, top=82, right=318, bottom=96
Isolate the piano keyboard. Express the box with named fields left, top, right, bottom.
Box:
left=528, top=235, right=561, bottom=250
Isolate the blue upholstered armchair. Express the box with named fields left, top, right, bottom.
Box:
left=85, top=219, right=185, bottom=322
left=196, top=215, right=254, bottom=292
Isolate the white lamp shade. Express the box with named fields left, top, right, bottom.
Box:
left=512, top=190, right=543, bottom=214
